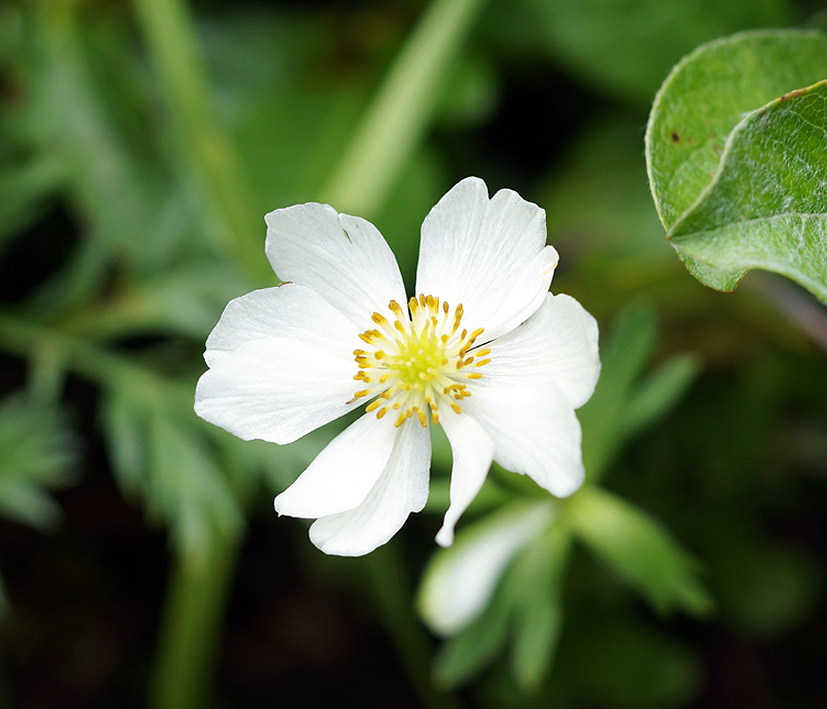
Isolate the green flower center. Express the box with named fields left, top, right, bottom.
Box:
left=350, top=294, right=490, bottom=427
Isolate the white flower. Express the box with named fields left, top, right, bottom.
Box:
left=194, top=177, right=600, bottom=556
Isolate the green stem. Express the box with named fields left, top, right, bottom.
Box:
left=360, top=543, right=464, bottom=709
left=149, top=529, right=244, bottom=709
left=0, top=312, right=243, bottom=709
left=321, top=0, right=486, bottom=216
left=131, top=0, right=269, bottom=284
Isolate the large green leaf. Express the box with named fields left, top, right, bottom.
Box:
left=646, top=30, right=827, bottom=299
left=569, top=487, right=712, bottom=617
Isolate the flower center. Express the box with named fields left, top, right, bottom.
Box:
left=350, top=294, right=490, bottom=427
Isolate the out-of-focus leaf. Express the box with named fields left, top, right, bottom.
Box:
left=432, top=569, right=512, bottom=689
left=622, top=353, right=700, bottom=437
left=103, top=382, right=242, bottom=564
left=0, top=158, right=66, bottom=246
left=0, top=395, right=75, bottom=530
left=435, top=52, right=499, bottom=127
left=508, top=523, right=569, bottom=692
left=521, top=0, right=793, bottom=103
left=542, top=119, right=668, bottom=259
left=579, top=306, right=701, bottom=483
left=578, top=304, right=656, bottom=480
left=567, top=617, right=702, bottom=709
left=61, top=261, right=247, bottom=342
left=418, top=500, right=554, bottom=635
left=149, top=415, right=242, bottom=564
left=570, top=487, right=712, bottom=617
left=702, top=515, right=821, bottom=638
left=11, top=6, right=227, bottom=318
left=646, top=30, right=827, bottom=299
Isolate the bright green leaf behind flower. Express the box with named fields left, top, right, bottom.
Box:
left=570, top=487, right=713, bottom=617
left=646, top=30, right=827, bottom=299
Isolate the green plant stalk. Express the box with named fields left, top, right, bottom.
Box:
left=131, top=0, right=270, bottom=284
left=361, top=544, right=464, bottom=709
left=321, top=0, right=486, bottom=216
left=149, top=529, right=243, bottom=709
left=0, top=313, right=235, bottom=708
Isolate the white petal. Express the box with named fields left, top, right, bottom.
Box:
left=478, top=293, right=600, bottom=409
left=308, top=421, right=431, bottom=556
left=203, top=283, right=358, bottom=367
left=195, top=336, right=357, bottom=444
left=265, top=203, right=407, bottom=331
left=435, top=407, right=494, bottom=547
left=464, top=383, right=585, bottom=498
left=274, top=413, right=398, bottom=519
left=419, top=500, right=555, bottom=635
left=415, top=177, right=557, bottom=341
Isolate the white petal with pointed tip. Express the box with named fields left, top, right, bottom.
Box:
left=419, top=500, right=555, bottom=635
left=195, top=336, right=357, bottom=445
left=479, top=293, right=600, bottom=409
left=274, top=413, right=399, bottom=519
left=308, top=421, right=431, bottom=557
left=465, top=383, right=585, bottom=498
left=203, top=283, right=358, bottom=367
left=435, top=408, right=494, bottom=547
left=416, top=177, right=557, bottom=341
left=265, top=203, right=406, bottom=331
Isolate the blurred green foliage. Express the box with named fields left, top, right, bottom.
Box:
left=0, top=0, right=825, bottom=707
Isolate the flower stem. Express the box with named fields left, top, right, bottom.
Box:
left=148, top=530, right=244, bottom=709
left=360, top=543, right=464, bottom=709
left=321, top=0, right=486, bottom=216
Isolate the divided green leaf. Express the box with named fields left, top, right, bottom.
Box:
left=0, top=395, right=76, bottom=530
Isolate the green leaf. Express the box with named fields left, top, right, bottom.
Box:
left=432, top=578, right=512, bottom=689
left=579, top=304, right=656, bottom=481
left=622, top=353, right=701, bottom=438
left=568, top=617, right=702, bottom=709
left=646, top=30, right=827, bottom=299
left=418, top=500, right=554, bottom=635
left=0, top=395, right=76, bottom=530
left=508, top=524, right=570, bottom=692
left=102, top=383, right=243, bottom=565
left=570, top=487, right=713, bottom=617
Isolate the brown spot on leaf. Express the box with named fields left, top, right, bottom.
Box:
left=779, top=86, right=808, bottom=102
left=671, top=132, right=680, bottom=142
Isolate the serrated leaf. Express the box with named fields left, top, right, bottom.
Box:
left=148, top=415, right=243, bottom=565
left=570, top=487, right=713, bottom=617
left=0, top=395, right=75, bottom=530
left=102, top=382, right=243, bottom=565
left=646, top=30, right=827, bottom=299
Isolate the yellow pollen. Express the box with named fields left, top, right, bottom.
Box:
left=350, top=294, right=491, bottom=428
